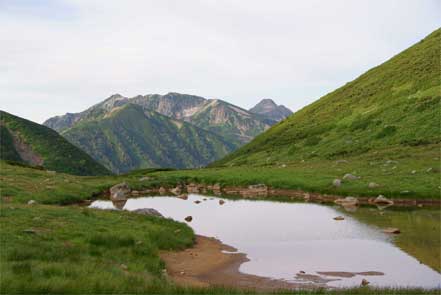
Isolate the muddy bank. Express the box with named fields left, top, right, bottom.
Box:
left=126, top=182, right=440, bottom=207
left=160, top=235, right=316, bottom=291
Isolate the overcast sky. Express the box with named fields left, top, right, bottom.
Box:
left=1, top=0, right=440, bottom=123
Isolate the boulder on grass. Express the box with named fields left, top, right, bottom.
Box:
left=132, top=208, right=163, bottom=218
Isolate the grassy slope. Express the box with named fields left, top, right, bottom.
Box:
left=0, top=111, right=111, bottom=176
left=1, top=162, right=437, bottom=294
left=215, top=29, right=440, bottom=167
left=62, top=104, right=235, bottom=174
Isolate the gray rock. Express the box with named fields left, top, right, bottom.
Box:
left=368, top=182, right=380, bottom=188
left=132, top=208, right=163, bottom=218
left=334, top=196, right=359, bottom=207
left=110, top=182, right=130, bottom=201
left=333, top=179, right=342, bottom=187
left=335, top=160, right=348, bottom=164
left=343, top=173, right=359, bottom=180
left=374, top=195, right=394, bottom=205
left=184, top=216, right=193, bottom=222
left=27, top=200, right=37, bottom=205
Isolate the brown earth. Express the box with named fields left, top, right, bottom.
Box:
left=160, top=235, right=317, bottom=291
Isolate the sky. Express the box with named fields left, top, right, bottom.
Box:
left=1, top=0, right=440, bottom=124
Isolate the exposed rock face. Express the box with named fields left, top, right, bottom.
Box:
left=132, top=208, right=163, bottom=217
left=110, top=183, right=130, bottom=201
left=249, top=99, right=292, bottom=122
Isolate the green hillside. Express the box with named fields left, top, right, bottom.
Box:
left=62, top=104, right=235, bottom=173
left=214, top=29, right=440, bottom=167
left=0, top=111, right=111, bottom=176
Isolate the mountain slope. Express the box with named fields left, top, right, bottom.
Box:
left=44, top=93, right=272, bottom=146
left=249, top=99, right=292, bottom=122
left=214, top=29, right=440, bottom=167
left=0, top=111, right=111, bottom=175
left=62, top=104, right=235, bottom=173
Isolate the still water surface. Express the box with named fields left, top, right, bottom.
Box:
left=90, top=195, right=441, bottom=288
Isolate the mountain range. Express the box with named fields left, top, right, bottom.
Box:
left=43, top=94, right=292, bottom=173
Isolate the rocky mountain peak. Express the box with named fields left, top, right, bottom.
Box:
left=249, top=99, right=292, bottom=122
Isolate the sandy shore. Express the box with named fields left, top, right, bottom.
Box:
left=160, top=235, right=318, bottom=291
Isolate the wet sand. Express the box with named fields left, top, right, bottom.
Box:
left=160, top=235, right=315, bottom=291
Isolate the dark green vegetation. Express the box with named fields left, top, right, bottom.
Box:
left=0, top=111, right=110, bottom=176
left=1, top=162, right=438, bottom=294
left=214, top=29, right=440, bottom=171
left=62, top=104, right=235, bottom=173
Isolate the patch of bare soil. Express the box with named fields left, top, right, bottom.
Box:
left=160, top=235, right=318, bottom=291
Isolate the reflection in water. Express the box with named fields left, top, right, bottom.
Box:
left=90, top=195, right=441, bottom=289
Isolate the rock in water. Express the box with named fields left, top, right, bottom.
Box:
left=132, top=208, right=163, bottom=217
left=361, top=279, right=370, bottom=286
left=110, top=183, right=130, bottom=201
left=194, top=200, right=201, bottom=204
left=184, top=216, right=193, bottom=222
left=333, top=179, right=342, bottom=187
left=334, top=216, right=345, bottom=221
left=178, top=194, right=188, bottom=200
left=219, top=200, right=225, bottom=205
left=383, top=227, right=400, bottom=234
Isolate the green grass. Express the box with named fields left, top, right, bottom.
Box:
left=0, top=110, right=111, bottom=176
left=211, top=29, right=440, bottom=191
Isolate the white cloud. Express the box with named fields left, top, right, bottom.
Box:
left=1, top=0, right=440, bottom=123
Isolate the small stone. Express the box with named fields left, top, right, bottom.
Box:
left=417, top=204, right=423, bottom=208
left=374, top=195, right=394, bottom=205
left=136, top=241, right=143, bottom=245
left=180, top=271, right=185, bottom=275
left=334, top=216, right=345, bottom=221
left=383, top=227, right=400, bottom=234
left=299, top=270, right=306, bottom=274
left=139, top=176, right=151, bottom=181
left=426, top=167, right=433, bottom=173
left=219, top=200, right=225, bottom=205
left=27, top=200, right=37, bottom=205
left=368, top=182, right=380, bottom=189
left=174, top=229, right=181, bottom=233
left=120, top=264, right=128, bottom=270
left=203, top=198, right=207, bottom=201
left=411, top=170, right=417, bottom=174
left=336, top=160, right=348, bottom=164
left=361, top=279, right=370, bottom=286
left=332, top=179, right=342, bottom=187
left=194, top=200, right=201, bottom=204
left=343, top=173, right=359, bottom=180
left=184, top=216, right=193, bottom=222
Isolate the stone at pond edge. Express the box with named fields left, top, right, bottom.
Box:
left=361, top=279, right=370, bottom=286
left=185, top=216, right=193, bottom=222
left=110, top=182, right=130, bottom=201
left=383, top=227, right=400, bottom=234
left=374, top=195, right=394, bottom=205
left=178, top=194, right=188, bottom=200
left=334, top=196, right=359, bottom=207
left=194, top=200, right=201, bottom=204
left=334, top=216, right=345, bottom=221
left=219, top=200, right=225, bottom=205
left=132, top=208, right=163, bottom=218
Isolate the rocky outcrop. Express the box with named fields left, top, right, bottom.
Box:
left=110, top=183, right=130, bottom=201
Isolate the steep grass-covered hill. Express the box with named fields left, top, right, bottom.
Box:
left=0, top=111, right=111, bottom=175
left=62, top=104, right=236, bottom=173
left=214, top=29, right=440, bottom=167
